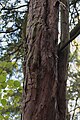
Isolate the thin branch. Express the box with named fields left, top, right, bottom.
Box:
left=0, top=28, right=20, bottom=34
left=69, top=106, right=80, bottom=113
left=1, top=4, right=28, bottom=11
left=59, top=20, right=80, bottom=52
left=71, top=97, right=78, bottom=120
left=8, top=43, right=23, bottom=56
left=0, top=3, right=4, bottom=8
left=69, top=0, right=80, bottom=6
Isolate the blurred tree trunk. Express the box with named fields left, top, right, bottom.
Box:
left=57, top=0, right=69, bottom=119
left=22, top=0, right=69, bottom=120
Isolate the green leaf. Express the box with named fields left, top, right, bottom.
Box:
left=3, top=94, right=8, bottom=99
left=0, top=85, right=2, bottom=90
left=4, top=115, right=9, bottom=120
left=14, top=96, right=20, bottom=102
left=14, top=80, right=20, bottom=87
left=6, top=112, right=10, bottom=115
left=8, top=90, right=13, bottom=95
left=0, top=75, right=6, bottom=83
left=0, top=106, right=3, bottom=110
left=7, top=80, right=14, bottom=87
left=1, top=99, right=7, bottom=106
left=18, top=87, right=22, bottom=93
left=3, top=90, right=7, bottom=93
left=1, top=82, right=7, bottom=89
left=0, top=115, right=4, bottom=119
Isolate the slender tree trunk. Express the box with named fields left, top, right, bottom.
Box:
left=22, top=0, right=69, bottom=120
left=57, top=0, right=69, bottom=120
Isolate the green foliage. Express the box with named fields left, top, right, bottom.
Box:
left=0, top=0, right=27, bottom=117
left=67, top=39, right=80, bottom=119
left=1, top=99, right=7, bottom=106
left=0, top=60, right=22, bottom=120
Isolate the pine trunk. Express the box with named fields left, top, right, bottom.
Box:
left=22, top=0, right=69, bottom=120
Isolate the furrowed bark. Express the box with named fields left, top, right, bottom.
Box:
left=22, top=0, right=59, bottom=120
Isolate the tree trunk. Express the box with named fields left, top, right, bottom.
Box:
left=57, top=0, right=69, bottom=120
left=22, top=0, right=69, bottom=120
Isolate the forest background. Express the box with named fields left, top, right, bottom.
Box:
left=0, top=0, right=80, bottom=120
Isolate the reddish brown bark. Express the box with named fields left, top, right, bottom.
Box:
left=22, top=0, right=69, bottom=120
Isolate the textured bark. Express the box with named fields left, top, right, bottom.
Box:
left=57, top=0, right=69, bottom=120
left=22, top=0, right=69, bottom=120
left=22, top=0, right=59, bottom=120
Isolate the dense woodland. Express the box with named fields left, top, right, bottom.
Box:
left=0, top=0, right=80, bottom=120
